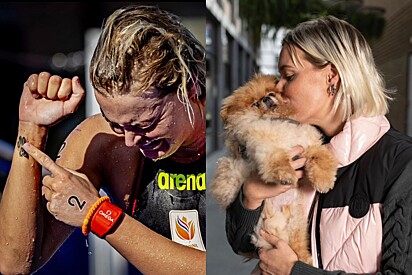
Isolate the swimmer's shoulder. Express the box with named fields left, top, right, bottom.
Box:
left=59, top=113, right=140, bottom=165
left=56, top=113, right=125, bottom=169
left=57, top=114, right=141, bottom=189
left=72, top=113, right=115, bottom=135
left=62, top=113, right=142, bottom=195
left=64, top=113, right=122, bottom=145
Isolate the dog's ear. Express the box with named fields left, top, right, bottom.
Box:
left=220, top=106, right=228, bottom=124
left=220, top=94, right=235, bottom=125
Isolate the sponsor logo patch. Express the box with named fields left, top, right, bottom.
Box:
left=169, top=210, right=205, bottom=251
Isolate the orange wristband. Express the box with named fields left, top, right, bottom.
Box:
left=90, top=201, right=123, bottom=238
left=82, top=196, right=110, bottom=236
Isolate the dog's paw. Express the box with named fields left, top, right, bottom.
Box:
left=304, top=146, right=337, bottom=193
left=307, top=166, right=336, bottom=193
left=265, top=165, right=298, bottom=186
left=259, top=161, right=298, bottom=186
left=258, top=150, right=298, bottom=186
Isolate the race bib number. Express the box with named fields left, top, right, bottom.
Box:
left=169, top=210, right=205, bottom=251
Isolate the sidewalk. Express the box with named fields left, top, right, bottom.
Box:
left=206, top=149, right=258, bottom=275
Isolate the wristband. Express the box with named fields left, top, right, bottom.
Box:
left=90, top=200, right=124, bottom=238
left=82, top=196, right=110, bottom=236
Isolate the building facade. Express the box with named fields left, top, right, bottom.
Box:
left=206, top=0, right=257, bottom=154
left=367, top=0, right=412, bottom=134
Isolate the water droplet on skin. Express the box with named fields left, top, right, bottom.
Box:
left=32, top=238, right=35, bottom=243
left=6, top=242, right=9, bottom=245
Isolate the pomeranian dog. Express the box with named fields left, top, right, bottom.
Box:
left=210, top=74, right=337, bottom=266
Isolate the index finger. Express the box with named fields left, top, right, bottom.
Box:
left=22, top=143, right=66, bottom=175
left=27, top=74, right=41, bottom=98
left=289, top=145, right=304, bottom=160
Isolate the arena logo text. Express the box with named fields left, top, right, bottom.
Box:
left=157, top=172, right=206, bottom=191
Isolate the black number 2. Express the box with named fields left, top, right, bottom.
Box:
left=68, top=195, right=86, bottom=210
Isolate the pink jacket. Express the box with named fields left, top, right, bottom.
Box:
left=270, top=116, right=390, bottom=272
left=314, top=116, right=390, bottom=272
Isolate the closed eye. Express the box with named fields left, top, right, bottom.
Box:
left=100, top=107, right=162, bottom=135
left=285, top=75, right=295, bottom=81
left=252, top=101, right=260, bottom=107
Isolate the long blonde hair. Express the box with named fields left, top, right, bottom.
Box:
left=90, top=5, right=205, bottom=125
left=282, top=15, right=393, bottom=121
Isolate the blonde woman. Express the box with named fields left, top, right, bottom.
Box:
left=226, top=16, right=412, bottom=274
left=0, top=5, right=206, bottom=274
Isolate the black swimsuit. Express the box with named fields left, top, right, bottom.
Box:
left=131, top=154, right=206, bottom=245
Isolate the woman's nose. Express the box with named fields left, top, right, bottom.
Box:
left=275, top=79, right=284, bottom=92
left=124, top=130, right=142, bottom=147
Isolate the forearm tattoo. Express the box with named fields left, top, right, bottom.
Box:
left=17, top=136, right=29, bottom=159
left=68, top=195, right=86, bottom=211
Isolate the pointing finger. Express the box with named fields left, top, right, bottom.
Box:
left=22, top=143, right=66, bottom=176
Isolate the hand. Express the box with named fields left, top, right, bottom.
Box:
left=242, top=146, right=306, bottom=209
left=258, top=230, right=298, bottom=275
left=19, top=72, right=85, bottom=126
left=22, top=143, right=100, bottom=227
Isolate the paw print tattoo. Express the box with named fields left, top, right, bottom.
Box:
left=17, top=136, right=29, bottom=159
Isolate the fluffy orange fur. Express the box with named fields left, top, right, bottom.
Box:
left=211, top=74, right=338, bottom=267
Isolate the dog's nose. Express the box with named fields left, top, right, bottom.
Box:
left=262, top=96, right=276, bottom=109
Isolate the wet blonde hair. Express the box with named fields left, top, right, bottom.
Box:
left=90, top=5, right=205, bottom=125
left=282, top=15, right=393, bottom=121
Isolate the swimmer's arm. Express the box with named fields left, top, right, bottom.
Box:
left=33, top=115, right=105, bottom=269
left=0, top=122, right=48, bottom=274
left=0, top=72, right=86, bottom=274
left=106, top=214, right=206, bottom=275
left=0, top=116, right=103, bottom=274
